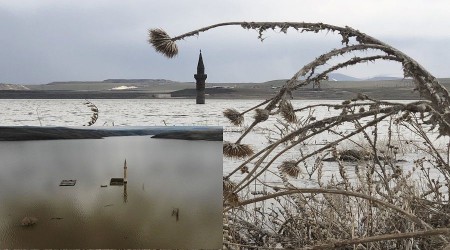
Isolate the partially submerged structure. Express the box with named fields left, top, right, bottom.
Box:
left=110, top=159, right=128, bottom=185
left=194, top=51, right=207, bottom=104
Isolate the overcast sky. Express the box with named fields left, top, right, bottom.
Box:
left=1, top=0, right=449, bottom=84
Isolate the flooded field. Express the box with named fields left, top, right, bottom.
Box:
left=0, top=133, right=222, bottom=248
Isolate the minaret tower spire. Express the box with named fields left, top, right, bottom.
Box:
left=123, top=159, right=128, bottom=183
left=194, top=50, right=207, bottom=104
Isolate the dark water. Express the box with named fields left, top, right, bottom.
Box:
left=0, top=136, right=222, bottom=248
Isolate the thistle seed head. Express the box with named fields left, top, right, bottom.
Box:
left=223, top=142, right=254, bottom=158
left=280, top=100, right=297, bottom=123
left=148, top=28, right=178, bottom=58
left=223, top=178, right=236, bottom=193
left=223, top=108, right=244, bottom=126
left=357, top=93, right=368, bottom=100
left=225, top=192, right=240, bottom=207
left=278, top=160, right=301, bottom=178
left=240, top=165, right=249, bottom=174
left=254, top=109, right=270, bottom=122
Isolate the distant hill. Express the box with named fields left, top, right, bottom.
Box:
left=328, top=73, right=361, bottom=81
left=258, top=73, right=398, bottom=83
left=26, top=79, right=190, bottom=92
left=102, top=79, right=180, bottom=84
left=328, top=73, right=404, bottom=81
left=2, top=76, right=450, bottom=100
left=365, top=76, right=404, bottom=81
left=47, top=79, right=181, bottom=85
left=261, top=73, right=360, bottom=83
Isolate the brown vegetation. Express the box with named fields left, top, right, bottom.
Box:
left=150, top=21, right=450, bottom=249
left=83, top=99, right=99, bottom=126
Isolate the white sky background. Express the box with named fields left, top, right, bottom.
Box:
left=0, top=0, right=449, bottom=84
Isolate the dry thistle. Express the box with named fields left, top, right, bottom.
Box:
left=254, top=108, right=270, bottom=122
left=223, top=142, right=254, bottom=158
left=148, top=21, right=450, bottom=248
left=223, top=108, right=244, bottom=126
left=223, top=178, right=236, bottom=193
left=357, top=93, right=368, bottom=100
left=280, top=100, right=297, bottom=123
left=278, top=160, right=301, bottom=178
left=83, top=100, right=99, bottom=126
left=148, top=28, right=178, bottom=58
left=338, top=149, right=366, bottom=161
left=225, top=192, right=240, bottom=207
left=240, top=165, right=249, bottom=174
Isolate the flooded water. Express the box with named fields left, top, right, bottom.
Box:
left=0, top=98, right=440, bottom=182
left=0, top=134, right=222, bottom=248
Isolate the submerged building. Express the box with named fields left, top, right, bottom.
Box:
left=194, top=51, right=207, bottom=104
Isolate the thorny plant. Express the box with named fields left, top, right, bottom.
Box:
left=83, top=99, right=99, bottom=126
left=149, top=22, right=450, bottom=249
left=31, top=100, right=99, bottom=127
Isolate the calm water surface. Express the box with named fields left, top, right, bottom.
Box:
left=0, top=98, right=442, bottom=187
left=0, top=98, right=439, bottom=178
left=0, top=135, right=222, bottom=248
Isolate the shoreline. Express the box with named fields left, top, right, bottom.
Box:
left=0, top=127, right=223, bottom=141
left=0, top=89, right=424, bottom=100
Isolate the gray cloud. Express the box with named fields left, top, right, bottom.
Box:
left=0, top=0, right=449, bottom=84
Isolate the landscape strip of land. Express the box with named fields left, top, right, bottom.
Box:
left=0, top=126, right=223, bottom=141
left=1, top=76, right=449, bottom=100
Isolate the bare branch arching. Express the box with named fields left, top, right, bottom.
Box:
left=149, top=21, right=450, bottom=249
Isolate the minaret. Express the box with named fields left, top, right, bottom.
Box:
left=194, top=50, right=207, bottom=104
left=123, top=159, right=128, bottom=183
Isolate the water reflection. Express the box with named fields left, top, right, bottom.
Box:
left=0, top=135, right=222, bottom=248
left=123, top=183, right=127, bottom=203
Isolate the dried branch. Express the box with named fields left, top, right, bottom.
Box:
left=227, top=188, right=432, bottom=230
left=149, top=20, right=450, bottom=249
left=83, top=100, right=98, bottom=126
left=306, top=228, right=450, bottom=249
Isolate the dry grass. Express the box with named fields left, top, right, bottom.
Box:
left=149, top=21, right=450, bottom=249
